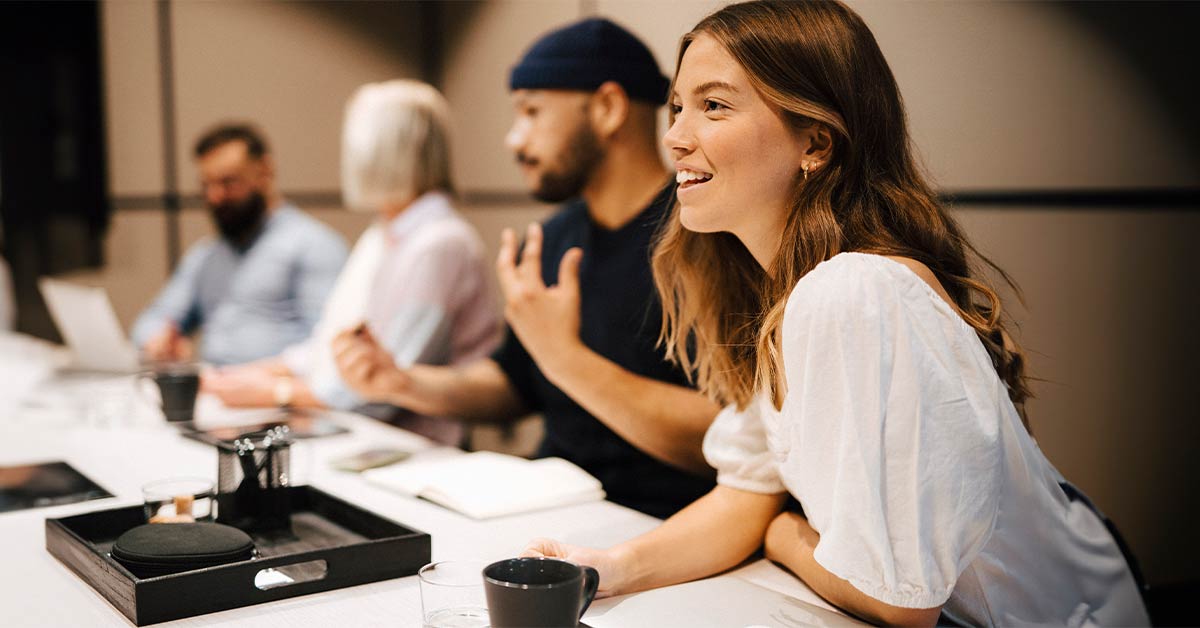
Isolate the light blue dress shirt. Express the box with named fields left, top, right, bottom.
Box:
left=132, top=204, right=347, bottom=365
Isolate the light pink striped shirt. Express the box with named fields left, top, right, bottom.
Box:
left=285, top=192, right=500, bottom=444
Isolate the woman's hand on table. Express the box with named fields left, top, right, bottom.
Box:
left=521, top=538, right=630, bottom=598
left=202, top=365, right=279, bottom=407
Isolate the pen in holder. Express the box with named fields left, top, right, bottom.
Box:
left=216, top=426, right=293, bottom=532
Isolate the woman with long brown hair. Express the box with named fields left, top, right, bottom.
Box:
left=524, top=2, right=1148, bottom=625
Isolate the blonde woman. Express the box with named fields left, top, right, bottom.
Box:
left=524, top=2, right=1149, bottom=625
left=205, top=80, right=499, bottom=445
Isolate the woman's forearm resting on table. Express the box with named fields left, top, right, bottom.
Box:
left=602, top=486, right=786, bottom=595
left=764, top=512, right=942, bottom=627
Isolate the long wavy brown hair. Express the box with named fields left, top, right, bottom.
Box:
left=652, top=0, right=1031, bottom=425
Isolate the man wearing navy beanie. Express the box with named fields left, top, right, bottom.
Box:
left=508, top=18, right=670, bottom=110
left=335, top=18, right=717, bottom=519
left=506, top=18, right=671, bottom=203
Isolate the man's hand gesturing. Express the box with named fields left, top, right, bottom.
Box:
left=495, top=223, right=585, bottom=374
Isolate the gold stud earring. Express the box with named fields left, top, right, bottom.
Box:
left=802, top=164, right=810, bottom=182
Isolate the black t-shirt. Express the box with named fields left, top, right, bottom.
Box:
left=492, top=185, right=715, bottom=519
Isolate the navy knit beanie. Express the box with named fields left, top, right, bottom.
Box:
left=509, top=18, right=669, bottom=105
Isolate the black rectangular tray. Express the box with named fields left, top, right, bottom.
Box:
left=45, top=485, right=431, bottom=625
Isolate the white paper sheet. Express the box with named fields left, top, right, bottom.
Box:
left=0, top=332, right=70, bottom=417
left=584, top=575, right=868, bottom=628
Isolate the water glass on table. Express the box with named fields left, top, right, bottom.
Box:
left=418, top=561, right=490, bottom=628
left=142, top=477, right=215, bottom=523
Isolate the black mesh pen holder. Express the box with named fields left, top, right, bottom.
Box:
left=216, top=426, right=293, bottom=533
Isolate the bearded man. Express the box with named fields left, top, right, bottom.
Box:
left=332, top=19, right=719, bottom=519
left=132, top=123, right=347, bottom=366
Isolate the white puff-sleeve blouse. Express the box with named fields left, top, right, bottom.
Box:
left=702, top=252, right=1148, bottom=626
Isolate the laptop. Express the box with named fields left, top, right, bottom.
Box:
left=38, top=278, right=140, bottom=373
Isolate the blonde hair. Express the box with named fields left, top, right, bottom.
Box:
left=653, top=1, right=1031, bottom=425
left=341, top=79, right=455, bottom=212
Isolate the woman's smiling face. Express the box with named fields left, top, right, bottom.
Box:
left=664, top=33, right=811, bottom=266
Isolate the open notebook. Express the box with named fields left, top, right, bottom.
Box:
left=363, top=451, right=605, bottom=519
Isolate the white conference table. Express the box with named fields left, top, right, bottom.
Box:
left=0, top=372, right=861, bottom=627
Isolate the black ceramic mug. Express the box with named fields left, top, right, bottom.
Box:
left=483, top=557, right=599, bottom=628
left=139, top=364, right=200, bottom=422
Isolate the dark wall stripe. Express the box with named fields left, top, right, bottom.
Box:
left=111, top=187, right=1200, bottom=211
left=941, top=188, right=1200, bottom=209
left=111, top=190, right=542, bottom=210
left=156, top=0, right=181, bottom=270
left=418, top=1, right=442, bottom=90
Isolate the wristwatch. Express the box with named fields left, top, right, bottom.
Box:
left=273, top=376, right=295, bottom=408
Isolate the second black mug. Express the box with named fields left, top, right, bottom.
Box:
left=140, top=364, right=200, bottom=422
left=483, top=557, right=599, bottom=628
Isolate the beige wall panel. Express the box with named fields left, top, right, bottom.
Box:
left=100, top=0, right=165, bottom=196
left=177, top=207, right=213, bottom=257
left=307, top=206, right=374, bottom=247
left=599, top=1, right=1197, bottom=190
left=594, top=1, right=724, bottom=71
left=170, top=1, right=423, bottom=195
left=439, top=1, right=582, bottom=193
left=60, top=208, right=168, bottom=329
left=956, top=207, right=1200, bottom=584
left=850, top=0, right=1196, bottom=189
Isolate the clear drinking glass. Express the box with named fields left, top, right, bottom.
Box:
left=418, top=561, right=490, bottom=628
left=142, top=477, right=215, bottom=522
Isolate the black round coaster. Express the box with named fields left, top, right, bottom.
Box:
left=111, top=522, right=254, bottom=578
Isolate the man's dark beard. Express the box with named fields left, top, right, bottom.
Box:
left=211, top=192, right=267, bottom=247
left=528, top=121, right=603, bottom=203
